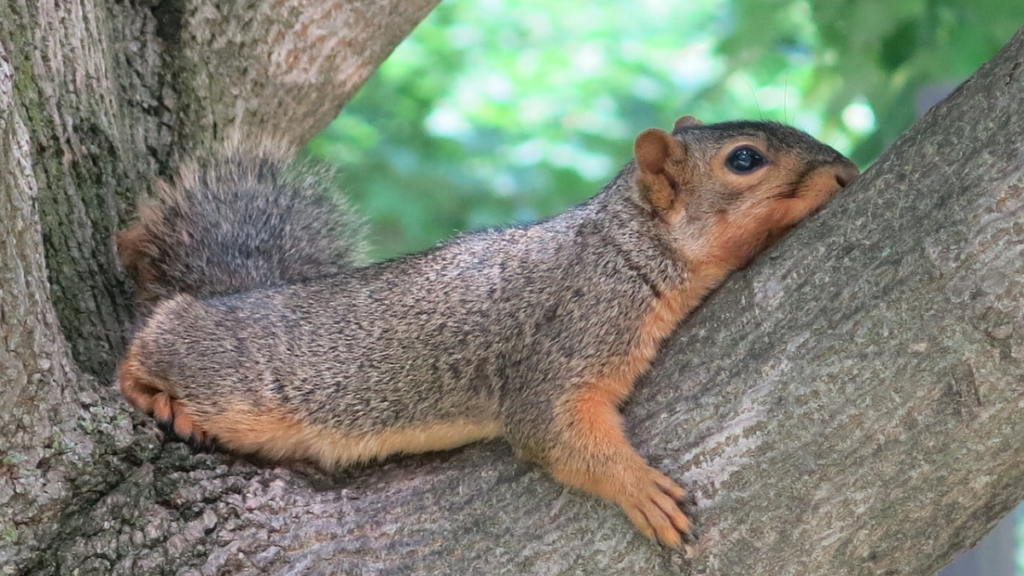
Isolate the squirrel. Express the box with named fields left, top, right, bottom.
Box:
left=116, top=116, right=858, bottom=551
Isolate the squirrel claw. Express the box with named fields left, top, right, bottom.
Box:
left=188, top=429, right=219, bottom=453
left=188, top=436, right=218, bottom=454
left=155, top=419, right=174, bottom=436
left=679, top=493, right=699, bottom=532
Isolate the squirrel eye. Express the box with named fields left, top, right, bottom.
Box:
left=725, top=147, right=767, bottom=174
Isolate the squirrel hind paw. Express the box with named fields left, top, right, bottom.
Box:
left=150, top=392, right=215, bottom=449
left=118, top=351, right=217, bottom=450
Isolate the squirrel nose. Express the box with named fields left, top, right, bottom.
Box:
left=835, top=163, right=860, bottom=188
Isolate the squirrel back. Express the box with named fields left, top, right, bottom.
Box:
left=117, top=143, right=364, bottom=305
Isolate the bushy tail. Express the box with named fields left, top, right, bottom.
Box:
left=117, top=143, right=364, bottom=305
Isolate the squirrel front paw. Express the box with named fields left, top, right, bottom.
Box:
left=552, top=454, right=698, bottom=551
left=547, top=390, right=698, bottom=552
left=614, top=462, right=697, bottom=551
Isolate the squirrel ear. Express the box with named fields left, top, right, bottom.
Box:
left=673, top=115, right=703, bottom=131
left=634, top=128, right=687, bottom=215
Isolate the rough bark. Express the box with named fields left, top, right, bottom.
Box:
left=0, top=40, right=98, bottom=572
left=0, top=0, right=1022, bottom=573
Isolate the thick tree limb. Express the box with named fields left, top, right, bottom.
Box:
left=171, top=0, right=440, bottom=146
left=1, top=0, right=1022, bottom=573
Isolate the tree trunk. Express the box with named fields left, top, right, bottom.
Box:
left=1, top=1, right=1022, bottom=573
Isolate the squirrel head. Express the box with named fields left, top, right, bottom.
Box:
left=633, top=116, right=859, bottom=269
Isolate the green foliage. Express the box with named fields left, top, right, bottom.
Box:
left=722, top=0, right=1024, bottom=164
left=307, top=0, right=1024, bottom=260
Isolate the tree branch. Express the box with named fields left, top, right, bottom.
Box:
left=173, top=0, right=442, bottom=147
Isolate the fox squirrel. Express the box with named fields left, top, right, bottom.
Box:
left=116, top=116, right=858, bottom=551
